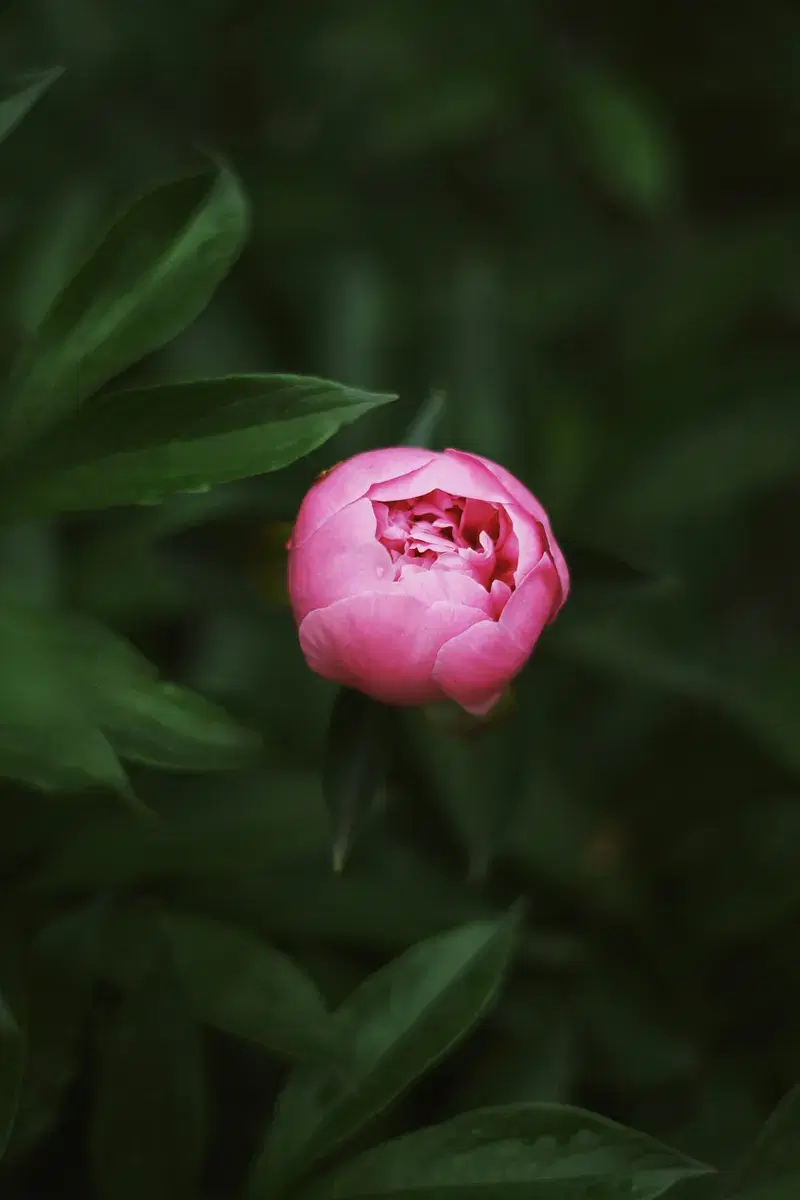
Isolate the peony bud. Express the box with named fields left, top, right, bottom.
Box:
left=287, top=447, right=568, bottom=715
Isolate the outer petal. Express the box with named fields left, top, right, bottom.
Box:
left=287, top=497, right=394, bottom=624
left=398, top=566, right=493, bottom=616
left=505, top=503, right=545, bottom=580
left=433, top=620, right=528, bottom=715
left=450, top=449, right=569, bottom=602
left=298, top=594, right=488, bottom=706
left=292, top=447, right=436, bottom=548
left=498, top=554, right=560, bottom=648
left=368, top=450, right=517, bottom=507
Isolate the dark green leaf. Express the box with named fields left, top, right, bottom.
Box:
left=30, top=769, right=329, bottom=894
left=8, top=902, right=107, bottom=1160
left=299, top=1102, right=714, bottom=1199
left=0, top=927, right=25, bottom=1161
left=247, top=914, right=519, bottom=1198
left=3, top=168, right=249, bottom=446
left=324, top=688, right=392, bottom=872
left=90, top=931, right=207, bottom=1200
left=561, top=542, right=664, bottom=593
left=0, top=604, right=256, bottom=793
left=563, top=64, right=680, bottom=217
left=0, top=68, right=63, bottom=147
left=162, top=911, right=337, bottom=1060
left=728, top=1086, right=800, bottom=1200
left=1, top=374, right=398, bottom=517
left=0, top=604, right=130, bottom=796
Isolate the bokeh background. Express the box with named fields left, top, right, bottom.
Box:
left=1, top=1, right=799, bottom=1197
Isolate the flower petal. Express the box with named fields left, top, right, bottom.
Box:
left=505, top=503, right=545, bottom=580
left=292, top=447, right=436, bottom=548
left=298, top=594, right=487, bottom=706
left=449, top=449, right=569, bottom=602
left=433, top=620, right=527, bottom=714
left=499, top=553, right=560, bottom=647
left=398, top=566, right=493, bottom=615
left=288, top=498, right=394, bottom=623
left=368, top=450, right=516, bottom=507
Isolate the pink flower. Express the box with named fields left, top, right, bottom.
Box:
left=287, top=447, right=568, bottom=715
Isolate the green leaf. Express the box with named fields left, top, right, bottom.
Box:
left=90, top=931, right=207, bottom=1200
left=0, top=68, right=63, bottom=147
left=603, top=400, right=800, bottom=539
left=0, top=928, right=25, bottom=1162
left=324, top=688, right=392, bottom=872
left=564, top=64, right=679, bottom=217
left=247, top=914, right=519, bottom=1198
left=299, top=1102, right=714, bottom=1199
left=3, top=167, right=249, bottom=446
left=561, top=541, right=664, bottom=594
left=0, top=605, right=257, bottom=794
left=1, top=374, right=398, bottom=517
left=0, top=604, right=131, bottom=796
left=402, top=389, right=446, bottom=449
left=7, top=902, right=107, bottom=1160
left=30, top=769, right=328, bottom=894
left=728, top=1086, right=800, bottom=1200
left=161, top=911, right=337, bottom=1060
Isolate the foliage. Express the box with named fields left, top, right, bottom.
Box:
left=0, top=2, right=797, bottom=1199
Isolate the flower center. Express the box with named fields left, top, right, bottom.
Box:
left=372, top=489, right=519, bottom=591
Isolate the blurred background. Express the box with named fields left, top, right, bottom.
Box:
left=0, top=0, right=799, bottom=1196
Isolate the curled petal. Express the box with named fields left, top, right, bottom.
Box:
left=499, top=554, right=560, bottom=647
left=368, top=450, right=517, bottom=507
left=298, top=594, right=488, bottom=706
left=399, top=565, right=493, bottom=616
left=292, top=447, right=435, bottom=548
left=505, top=503, right=545, bottom=581
left=288, top=498, right=393, bottom=623
left=433, top=620, right=527, bottom=715
left=450, top=449, right=569, bottom=602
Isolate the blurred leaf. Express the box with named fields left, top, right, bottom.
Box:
left=247, top=914, right=519, bottom=1198
left=31, top=769, right=329, bottom=894
left=8, top=902, right=106, bottom=1159
left=161, top=911, right=337, bottom=1060
left=324, top=688, right=392, bottom=872
left=0, top=67, right=63, bottom=147
left=562, top=64, right=680, bottom=217
left=298, top=1102, right=714, bottom=1200
left=3, top=168, right=249, bottom=446
left=605, top=401, right=800, bottom=539
left=0, top=927, right=24, bottom=1161
left=0, top=605, right=257, bottom=793
left=728, top=1085, right=800, bottom=1200
left=0, top=604, right=130, bottom=796
left=94, top=678, right=261, bottom=771
left=682, top=799, right=800, bottom=941
left=172, top=840, right=495, bottom=955
left=1, top=375, right=398, bottom=518
left=402, top=389, right=446, bottom=449
left=562, top=541, right=664, bottom=593
left=90, top=931, right=207, bottom=1200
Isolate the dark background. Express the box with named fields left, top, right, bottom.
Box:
left=1, top=1, right=799, bottom=1197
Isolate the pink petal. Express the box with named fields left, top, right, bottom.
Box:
left=499, top=554, right=560, bottom=647
left=433, top=620, right=527, bottom=714
left=298, top=594, right=488, bottom=706
left=368, top=451, right=516, bottom=507
left=505, top=503, right=545, bottom=580
left=292, top=448, right=436, bottom=548
left=288, top=498, right=394, bottom=624
left=449, top=449, right=569, bottom=602
left=398, top=566, right=493, bottom=616
left=489, top=579, right=512, bottom=619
